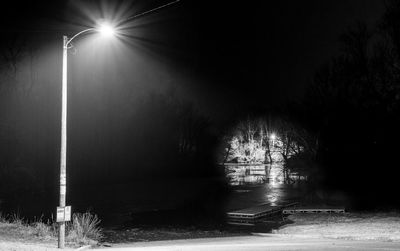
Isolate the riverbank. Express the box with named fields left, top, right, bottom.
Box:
left=275, top=212, right=400, bottom=241
left=2, top=210, right=400, bottom=249
left=100, top=208, right=254, bottom=244
left=101, top=210, right=400, bottom=245
left=102, top=227, right=246, bottom=244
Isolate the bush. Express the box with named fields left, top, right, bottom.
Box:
left=32, top=221, right=53, bottom=239
left=67, top=212, right=103, bottom=245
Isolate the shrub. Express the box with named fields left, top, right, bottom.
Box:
left=32, top=221, right=53, bottom=239
left=67, top=211, right=103, bottom=245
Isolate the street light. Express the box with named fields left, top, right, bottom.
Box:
left=270, top=133, right=276, bottom=147
left=99, top=23, right=115, bottom=37
left=58, top=23, right=115, bottom=249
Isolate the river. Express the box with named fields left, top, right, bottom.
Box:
left=224, top=163, right=311, bottom=211
left=2, top=163, right=320, bottom=228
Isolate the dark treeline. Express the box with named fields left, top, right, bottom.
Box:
left=219, top=0, right=400, bottom=209
left=291, top=0, right=400, bottom=209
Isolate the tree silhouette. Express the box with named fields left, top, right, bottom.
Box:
left=302, top=1, right=400, bottom=207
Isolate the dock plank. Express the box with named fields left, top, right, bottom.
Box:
left=283, top=206, right=345, bottom=214
left=227, top=202, right=298, bottom=220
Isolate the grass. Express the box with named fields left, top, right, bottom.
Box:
left=67, top=211, right=103, bottom=245
left=0, top=211, right=103, bottom=247
left=275, top=212, right=400, bottom=242
left=0, top=212, right=7, bottom=223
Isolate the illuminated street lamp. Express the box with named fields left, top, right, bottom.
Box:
left=270, top=133, right=276, bottom=147
left=98, top=23, right=115, bottom=37
left=58, top=23, right=115, bottom=249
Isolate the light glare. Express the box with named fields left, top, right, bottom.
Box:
left=99, top=23, right=115, bottom=37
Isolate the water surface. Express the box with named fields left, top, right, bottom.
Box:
left=224, top=163, right=310, bottom=211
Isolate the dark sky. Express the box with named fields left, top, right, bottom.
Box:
left=0, top=0, right=386, bottom=119
left=173, top=0, right=385, bottom=111
left=129, top=0, right=386, bottom=118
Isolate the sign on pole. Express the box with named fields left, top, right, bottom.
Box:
left=56, top=206, right=72, bottom=222
left=64, top=206, right=71, bottom=221
left=56, top=207, right=64, bottom=222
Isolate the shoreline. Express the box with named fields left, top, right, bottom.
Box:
left=100, top=210, right=400, bottom=245
left=1, top=207, right=400, bottom=247
left=1, top=211, right=400, bottom=250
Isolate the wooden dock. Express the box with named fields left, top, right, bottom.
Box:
left=283, top=206, right=345, bottom=214
left=227, top=202, right=298, bottom=225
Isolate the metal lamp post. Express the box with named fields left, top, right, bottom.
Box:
left=58, top=24, right=114, bottom=249
left=57, top=2, right=180, bottom=248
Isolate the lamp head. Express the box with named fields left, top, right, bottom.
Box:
left=98, top=23, right=115, bottom=37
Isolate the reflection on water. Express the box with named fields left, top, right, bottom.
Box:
left=226, top=163, right=290, bottom=186
left=226, top=165, right=267, bottom=186
left=225, top=163, right=308, bottom=208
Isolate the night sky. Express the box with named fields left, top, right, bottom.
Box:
left=0, top=0, right=385, bottom=118
left=175, top=0, right=385, bottom=108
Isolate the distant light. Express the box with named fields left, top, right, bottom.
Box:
left=98, top=23, right=115, bottom=37
left=270, top=133, right=276, bottom=140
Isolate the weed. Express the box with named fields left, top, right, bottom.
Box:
left=0, top=210, right=103, bottom=246
left=67, top=211, right=103, bottom=245
left=31, top=221, right=52, bottom=238
left=9, top=213, right=24, bottom=225
left=0, top=212, right=7, bottom=223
